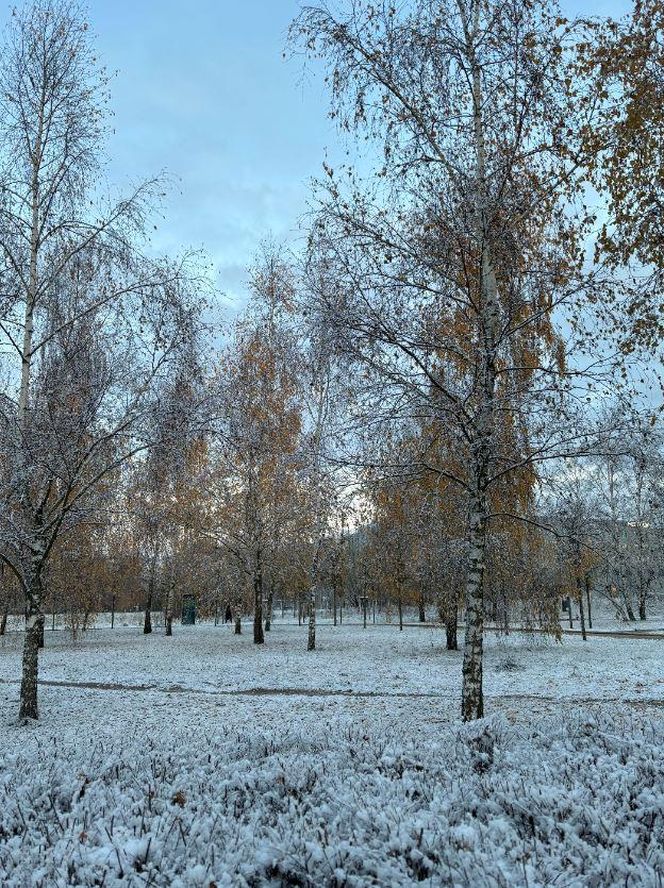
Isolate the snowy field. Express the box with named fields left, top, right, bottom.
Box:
left=0, top=622, right=662, bottom=886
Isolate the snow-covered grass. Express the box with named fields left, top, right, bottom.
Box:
left=554, top=597, right=664, bottom=634
left=0, top=622, right=662, bottom=886
left=1, top=621, right=662, bottom=703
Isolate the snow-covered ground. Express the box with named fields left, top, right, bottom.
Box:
left=0, top=622, right=662, bottom=886
left=1, top=620, right=662, bottom=704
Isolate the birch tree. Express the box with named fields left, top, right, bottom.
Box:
left=302, top=332, right=332, bottom=651
left=293, top=0, right=614, bottom=719
left=212, top=250, right=304, bottom=644
left=298, top=259, right=354, bottom=651
left=0, top=0, right=202, bottom=719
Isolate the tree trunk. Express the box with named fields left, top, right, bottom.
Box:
left=143, top=592, right=153, bottom=634
left=635, top=471, right=648, bottom=621
left=19, top=577, right=44, bottom=720
left=15, top=108, right=44, bottom=720
left=460, top=10, right=498, bottom=722
left=165, top=579, right=174, bottom=637
left=585, top=575, right=592, bottom=629
left=0, top=563, right=6, bottom=636
left=398, top=595, right=403, bottom=631
left=461, top=488, right=487, bottom=721
left=253, top=547, right=264, bottom=645
left=307, top=587, right=316, bottom=650
left=623, top=592, right=636, bottom=622
left=446, top=600, right=458, bottom=651
left=418, top=593, right=425, bottom=623
left=234, top=596, right=242, bottom=635
left=307, top=536, right=323, bottom=651
left=638, top=571, right=647, bottom=620
left=332, top=578, right=338, bottom=626
left=144, top=547, right=157, bottom=635
left=265, top=578, right=274, bottom=632
left=20, top=616, right=44, bottom=720
left=577, top=576, right=587, bottom=642
left=111, top=593, right=116, bottom=629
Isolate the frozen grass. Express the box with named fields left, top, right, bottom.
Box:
left=1, top=621, right=662, bottom=704
left=0, top=622, right=662, bottom=886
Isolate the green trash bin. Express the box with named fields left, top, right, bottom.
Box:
left=181, top=594, right=196, bottom=626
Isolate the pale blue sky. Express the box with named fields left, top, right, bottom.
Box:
left=87, top=0, right=631, bottom=312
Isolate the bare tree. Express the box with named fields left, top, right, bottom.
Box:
left=0, top=0, right=203, bottom=720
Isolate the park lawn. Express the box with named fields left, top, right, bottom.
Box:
left=0, top=621, right=662, bottom=887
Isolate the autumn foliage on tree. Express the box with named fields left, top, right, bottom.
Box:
left=584, top=0, right=664, bottom=271
left=211, top=250, right=305, bottom=644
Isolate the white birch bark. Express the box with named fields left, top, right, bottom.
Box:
left=306, top=358, right=331, bottom=652
left=16, top=95, right=46, bottom=720
left=460, top=0, right=501, bottom=721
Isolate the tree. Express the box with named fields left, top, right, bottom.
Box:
left=591, top=417, right=664, bottom=622
left=298, top=258, right=354, bottom=651
left=584, top=0, right=664, bottom=273
left=211, top=249, right=304, bottom=645
left=301, top=315, right=334, bottom=652
left=130, top=385, right=208, bottom=638
left=370, top=483, right=414, bottom=632
left=293, top=0, right=618, bottom=719
left=48, top=519, right=110, bottom=637
left=0, top=0, right=202, bottom=720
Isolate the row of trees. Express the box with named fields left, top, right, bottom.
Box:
left=3, top=362, right=661, bottom=641
left=1, top=0, right=663, bottom=722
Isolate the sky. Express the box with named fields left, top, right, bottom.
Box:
left=84, top=0, right=632, bottom=316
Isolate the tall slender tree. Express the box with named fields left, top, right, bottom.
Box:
left=212, top=249, right=304, bottom=644
left=0, top=0, right=202, bottom=720
left=293, top=0, right=615, bottom=718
